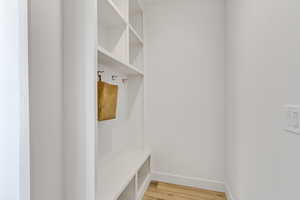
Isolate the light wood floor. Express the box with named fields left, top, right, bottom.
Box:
left=143, top=181, right=227, bottom=200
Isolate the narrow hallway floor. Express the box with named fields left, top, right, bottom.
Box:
left=143, top=181, right=227, bottom=200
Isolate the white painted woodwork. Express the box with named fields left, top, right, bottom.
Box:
left=98, top=0, right=127, bottom=61
left=98, top=46, right=143, bottom=75
left=63, top=0, right=97, bottom=200
left=129, top=0, right=143, bottom=39
left=97, top=0, right=150, bottom=200
left=0, top=1, right=29, bottom=199
left=129, top=27, right=144, bottom=70
left=137, top=157, right=151, bottom=190
left=97, top=149, right=150, bottom=200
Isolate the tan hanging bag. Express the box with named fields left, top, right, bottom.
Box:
left=98, top=80, right=118, bottom=121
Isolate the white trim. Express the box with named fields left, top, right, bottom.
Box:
left=136, top=175, right=151, bottom=200
left=225, top=184, right=235, bottom=200
left=19, top=0, right=30, bottom=199
left=151, top=171, right=225, bottom=192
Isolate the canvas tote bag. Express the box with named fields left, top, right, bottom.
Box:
left=98, top=80, right=118, bottom=121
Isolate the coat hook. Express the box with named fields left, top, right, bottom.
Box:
left=97, top=71, right=104, bottom=81
left=122, top=78, right=128, bottom=83
left=112, top=75, right=118, bottom=81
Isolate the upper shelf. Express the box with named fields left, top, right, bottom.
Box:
left=99, top=0, right=127, bottom=28
left=98, top=46, right=144, bottom=76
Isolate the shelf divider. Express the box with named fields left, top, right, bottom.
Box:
left=129, top=25, right=143, bottom=45
left=99, top=0, right=127, bottom=27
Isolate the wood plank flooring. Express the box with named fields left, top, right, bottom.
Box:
left=143, top=181, right=227, bottom=200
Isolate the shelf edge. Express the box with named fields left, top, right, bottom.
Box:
left=98, top=46, right=144, bottom=76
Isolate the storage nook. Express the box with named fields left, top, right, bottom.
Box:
left=97, top=0, right=151, bottom=200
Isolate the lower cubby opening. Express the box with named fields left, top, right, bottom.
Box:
left=137, top=156, right=151, bottom=191
left=117, top=177, right=136, bottom=200
left=96, top=149, right=151, bottom=200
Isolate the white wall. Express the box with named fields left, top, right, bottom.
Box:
left=225, top=0, right=300, bottom=199
left=29, top=0, right=63, bottom=199
left=144, top=0, right=225, bottom=191
left=0, top=0, right=29, bottom=199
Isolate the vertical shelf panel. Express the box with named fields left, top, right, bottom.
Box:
left=111, top=0, right=128, bottom=21
left=117, top=177, right=136, bottom=200
left=129, top=0, right=143, bottom=39
left=137, top=157, right=151, bottom=190
left=129, top=28, right=144, bottom=70
left=97, top=0, right=147, bottom=200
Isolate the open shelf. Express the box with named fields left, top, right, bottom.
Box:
left=129, top=29, right=144, bottom=70
left=97, top=149, right=151, bottom=200
left=136, top=174, right=151, bottom=200
left=98, top=0, right=127, bottom=60
left=99, top=0, right=127, bottom=27
left=129, top=25, right=143, bottom=45
left=111, top=0, right=128, bottom=21
left=98, top=46, right=143, bottom=76
left=129, top=0, right=143, bottom=39
left=137, top=157, right=150, bottom=190
left=117, top=177, right=136, bottom=200
left=97, top=0, right=147, bottom=200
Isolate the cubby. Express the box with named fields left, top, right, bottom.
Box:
left=97, top=149, right=151, bottom=200
left=129, top=0, right=143, bottom=39
left=129, top=27, right=144, bottom=70
left=111, top=0, right=128, bottom=20
left=137, top=157, right=151, bottom=191
left=117, top=178, right=136, bottom=200
left=96, top=0, right=150, bottom=200
left=98, top=0, right=127, bottom=61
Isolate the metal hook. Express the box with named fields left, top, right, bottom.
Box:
left=122, top=78, right=128, bottom=83
left=97, top=71, right=104, bottom=81
left=112, top=75, right=118, bottom=81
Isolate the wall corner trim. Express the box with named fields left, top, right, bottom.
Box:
left=151, top=171, right=225, bottom=192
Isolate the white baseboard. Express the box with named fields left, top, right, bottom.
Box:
left=151, top=171, right=225, bottom=192
left=225, top=184, right=235, bottom=200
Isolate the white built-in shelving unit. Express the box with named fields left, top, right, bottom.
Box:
left=97, top=0, right=150, bottom=200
